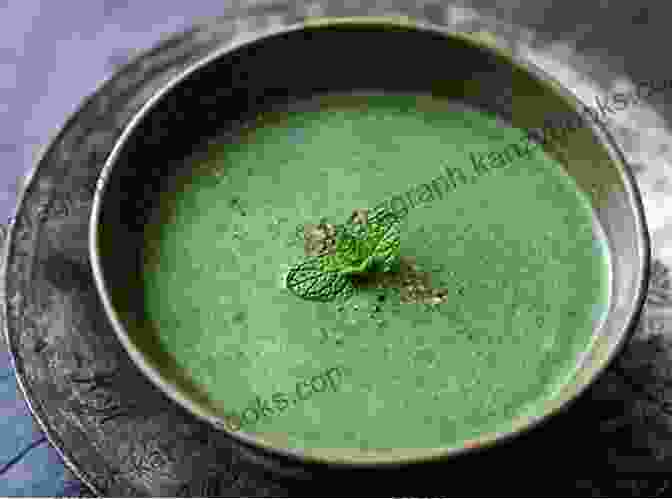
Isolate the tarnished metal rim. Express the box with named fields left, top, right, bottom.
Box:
left=1, top=21, right=228, bottom=496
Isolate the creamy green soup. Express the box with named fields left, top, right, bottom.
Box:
left=143, top=93, right=611, bottom=451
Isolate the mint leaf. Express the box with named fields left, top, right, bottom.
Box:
left=286, top=206, right=404, bottom=302
left=285, top=257, right=354, bottom=302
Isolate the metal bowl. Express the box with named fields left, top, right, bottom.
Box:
left=90, top=17, right=650, bottom=467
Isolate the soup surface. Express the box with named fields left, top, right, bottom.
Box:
left=143, top=93, right=611, bottom=451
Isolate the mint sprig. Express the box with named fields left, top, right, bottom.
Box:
left=286, top=207, right=403, bottom=302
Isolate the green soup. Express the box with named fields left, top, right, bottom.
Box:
left=143, top=93, right=611, bottom=451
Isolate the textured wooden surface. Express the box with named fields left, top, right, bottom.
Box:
left=4, top=1, right=672, bottom=496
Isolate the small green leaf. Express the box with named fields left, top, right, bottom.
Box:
left=285, top=206, right=404, bottom=302
left=285, top=257, right=354, bottom=302
left=321, top=208, right=402, bottom=276
left=369, top=213, right=402, bottom=272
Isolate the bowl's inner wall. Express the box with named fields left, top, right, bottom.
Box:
left=97, top=23, right=645, bottom=443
